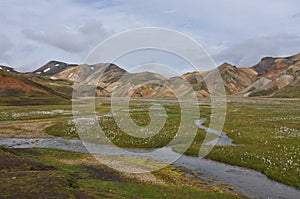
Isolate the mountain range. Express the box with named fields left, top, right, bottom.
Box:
left=0, top=53, right=299, bottom=105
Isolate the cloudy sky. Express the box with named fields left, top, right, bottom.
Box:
left=1, top=0, right=300, bottom=73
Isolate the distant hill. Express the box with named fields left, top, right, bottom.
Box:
left=1, top=52, right=299, bottom=105
left=0, top=65, right=18, bottom=73
left=0, top=69, right=72, bottom=105
left=251, top=53, right=300, bottom=78
left=183, top=62, right=257, bottom=95
left=240, top=53, right=300, bottom=97
left=33, top=60, right=78, bottom=76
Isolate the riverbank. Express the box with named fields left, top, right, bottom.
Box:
left=0, top=146, right=242, bottom=198
left=1, top=137, right=299, bottom=199
left=0, top=97, right=299, bottom=196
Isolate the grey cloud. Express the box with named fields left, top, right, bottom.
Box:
left=1, top=0, right=300, bottom=72
left=292, top=12, right=300, bottom=18
left=0, top=34, right=13, bottom=56
left=0, top=34, right=14, bottom=66
left=0, top=0, right=136, bottom=71
left=23, top=20, right=110, bottom=53
left=213, top=34, right=300, bottom=67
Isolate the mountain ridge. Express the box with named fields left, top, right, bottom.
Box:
left=0, top=52, right=299, bottom=104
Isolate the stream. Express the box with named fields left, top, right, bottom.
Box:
left=0, top=120, right=299, bottom=199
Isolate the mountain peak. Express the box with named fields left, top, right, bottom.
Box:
left=217, top=62, right=237, bottom=71
left=251, top=54, right=298, bottom=77
left=0, top=65, right=18, bottom=73
left=103, top=63, right=126, bottom=74
left=34, top=60, right=78, bottom=76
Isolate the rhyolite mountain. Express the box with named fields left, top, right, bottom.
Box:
left=33, top=60, right=78, bottom=76
left=251, top=53, right=300, bottom=78
left=181, top=63, right=257, bottom=97
left=0, top=52, right=299, bottom=104
left=0, top=67, right=72, bottom=105
left=241, top=53, right=300, bottom=97
left=0, top=65, right=18, bottom=73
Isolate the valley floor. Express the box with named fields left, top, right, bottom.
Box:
left=0, top=97, right=299, bottom=198
left=0, top=146, right=242, bottom=198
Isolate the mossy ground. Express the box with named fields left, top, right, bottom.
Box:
left=0, top=147, right=243, bottom=198
left=0, top=97, right=299, bottom=190
left=186, top=98, right=300, bottom=189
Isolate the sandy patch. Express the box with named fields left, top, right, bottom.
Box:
left=0, top=120, right=54, bottom=138
left=58, top=154, right=165, bottom=186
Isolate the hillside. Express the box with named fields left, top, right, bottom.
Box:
left=240, top=53, right=300, bottom=97
left=0, top=69, right=72, bottom=105
left=251, top=53, right=300, bottom=78
left=0, top=65, right=18, bottom=73
left=0, top=52, right=299, bottom=104
left=180, top=62, right=257, bottom=96
left=33, top=61, right=78, bottom=76
left=209, top=62, right=257, bottom=94
left=52, top=63, right=170, bottom=98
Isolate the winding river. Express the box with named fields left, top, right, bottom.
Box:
left=0, top=120, right=299, bottom=199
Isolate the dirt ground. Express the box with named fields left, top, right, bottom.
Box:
left=0, top=120, right=54, bottom=138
